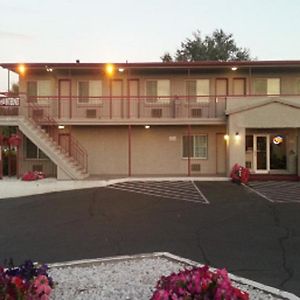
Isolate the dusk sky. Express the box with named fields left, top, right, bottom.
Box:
left=1, top=0, right=300, bottom=90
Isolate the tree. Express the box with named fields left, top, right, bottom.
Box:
left=161, top=29, right=251, bottom=62
left=10, top=83, right=19, bottom=95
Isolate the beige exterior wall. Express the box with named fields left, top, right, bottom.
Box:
left=71, top=125, right=226, bottom=176
left=18, top=69, right=300, bottom=123
left=228, top=102, right=300, bottom=174
left=19, top=136, right=57, bottom=177
left=12, top=66, right=300, bottom=178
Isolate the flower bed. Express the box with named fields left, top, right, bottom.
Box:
left=0, top=260, right=53, bottom=300
left=151, top=265, right=249, bottom=299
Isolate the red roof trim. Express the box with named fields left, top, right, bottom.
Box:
left=2, top=60, right=300, bottom=72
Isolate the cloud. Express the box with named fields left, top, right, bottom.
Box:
left=0, top=30, right=32, bottom=40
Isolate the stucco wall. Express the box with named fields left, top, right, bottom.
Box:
left=71, top=125, right=226, bottom=176
left=228, top=102, right=300, bottom=174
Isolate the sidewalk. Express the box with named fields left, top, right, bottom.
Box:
left=0, top=177, right=107, bottom=199
left=0, top=176, right=229, bottom=199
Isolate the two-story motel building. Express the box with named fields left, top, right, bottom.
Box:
left=0, top=61, right=300, bottom=180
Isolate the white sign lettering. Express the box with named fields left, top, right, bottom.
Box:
left=0, top=97, right=20, bottom=106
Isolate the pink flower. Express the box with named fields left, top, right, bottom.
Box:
left=34, top=275, right=52, bottom=296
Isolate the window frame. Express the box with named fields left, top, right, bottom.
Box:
left=27, top=80, right=51, bottom=104
left=145, top=79, right=171, bottom=104
left=253, top=77, right=281, bottom=95
left=25, top=138, right=49, bottom=160
left=182, top=134, right=208, bottom=159
left=77, top=80, right=103, bottom=105
left=185, top=79, right=210, bottom=103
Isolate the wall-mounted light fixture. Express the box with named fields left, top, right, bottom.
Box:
left=224, top=134, right=229, bottom=141
left=58, top=125, right=65, bottom=129
left=105, top=64, right=114, bottom=76
left=45, top=66, right=53, bottom=72
left=145, top=125, right=150, bottom=129
left=118, top=68, right=124, bottom=73
left=235, top=132, right=240, bottom=141
left=18, top=64, right=26, bottom=75
left=231, top=66, right=238, bottom=71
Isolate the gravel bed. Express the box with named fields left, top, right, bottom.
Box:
left=49, top=255, right=290, bottom=300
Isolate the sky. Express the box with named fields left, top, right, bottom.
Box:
left=1, top=0, right=300, bottom=90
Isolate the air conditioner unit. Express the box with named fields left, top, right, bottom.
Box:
left=191, top=108, right=202, bottom=118
left=151, top=108, right=162, bottom=118
left=191, top=163, right=201, bottom=172
left=86, top=109, right=97, bottom=118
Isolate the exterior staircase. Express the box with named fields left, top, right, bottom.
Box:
left=18, top=117, right=89, bottom=180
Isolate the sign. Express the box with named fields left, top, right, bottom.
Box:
left=273, top=136, right=283, bottom=145
left=0, top=97, right=20, bottom=106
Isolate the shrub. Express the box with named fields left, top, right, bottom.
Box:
left=151, top=265, right=249, bottom=300
left=0, top=260, right=53, bottom=300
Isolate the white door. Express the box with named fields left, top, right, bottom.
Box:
left=253, top=134, right=270, bottom=173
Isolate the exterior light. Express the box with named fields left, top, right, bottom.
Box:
left=105, top=64, right=114, bottom=76
left=231, top=67, right=238, bottom=71
left=224, top=134, right=229, bottom=141
left=235, top=132, right=240, bottom=141
left=18, top=64, right=26, bottom=75
left=45, top=66, right=53, bottom=72
left=118, top=68, right=124, bottom=72
left=58, top=125, right=65, bottom=129
left=273, top=136, right=283, bottom=145
left=145, top=125, right=150, bottom=129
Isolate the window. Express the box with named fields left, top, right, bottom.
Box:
left=78, top=80, right=102, bottom=104
left=146, top=80, right=170, bottom=103
left=253, top=78, right=280, bottom=95
left=26, top=138, right=48, bottom=159
left=27, top=80, right=51, bottom=103
left=186, top=79, right=210, bottom=103
left=182, top=135, right=208, bottom=159
left=27, top=82, right=37, bottom=102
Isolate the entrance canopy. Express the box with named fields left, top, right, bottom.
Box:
left=227, top=99, right=300, bottom=128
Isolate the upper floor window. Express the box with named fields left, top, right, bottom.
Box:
left=186, top=79, right=210, bottom=103
left=253, top=78, right=280, bottom=95
left=27, top=80, right=51, bottom=103
left=182, top=135, right=208, bottom=159
left=146, top=80, right=170, bottom=103
left=78, top=80, right=102, bottom=104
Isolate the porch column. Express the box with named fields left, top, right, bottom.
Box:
left=128, top=125, right=132, bottom=177
left=187, top=124, right=191, bottom=176
left=227, top=116, right=246, bottom=175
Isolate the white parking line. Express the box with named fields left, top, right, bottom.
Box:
left=245, top=181, right=300, bottom=203
left=107, top=181, right=209, bottom=204
left=192, top=181, right=209, bottom=204
left=243, top=183, right=274, bottom=203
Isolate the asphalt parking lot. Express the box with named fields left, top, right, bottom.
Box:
left=0, top=181, right=299, bottom=296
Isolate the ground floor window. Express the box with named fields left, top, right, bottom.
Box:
left=25, top=138, right=48, bottom=159
left=182, top=135, right=208, bottom=159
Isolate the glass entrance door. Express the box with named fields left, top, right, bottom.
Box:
left=254, top=135, right=270, bottom=173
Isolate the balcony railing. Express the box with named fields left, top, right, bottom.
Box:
left=2, top=93, right=299, bottom=121
left=21, top=95, right=227, bottom=121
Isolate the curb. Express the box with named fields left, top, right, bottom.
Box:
left=48, top=252, right=299, bottom=300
